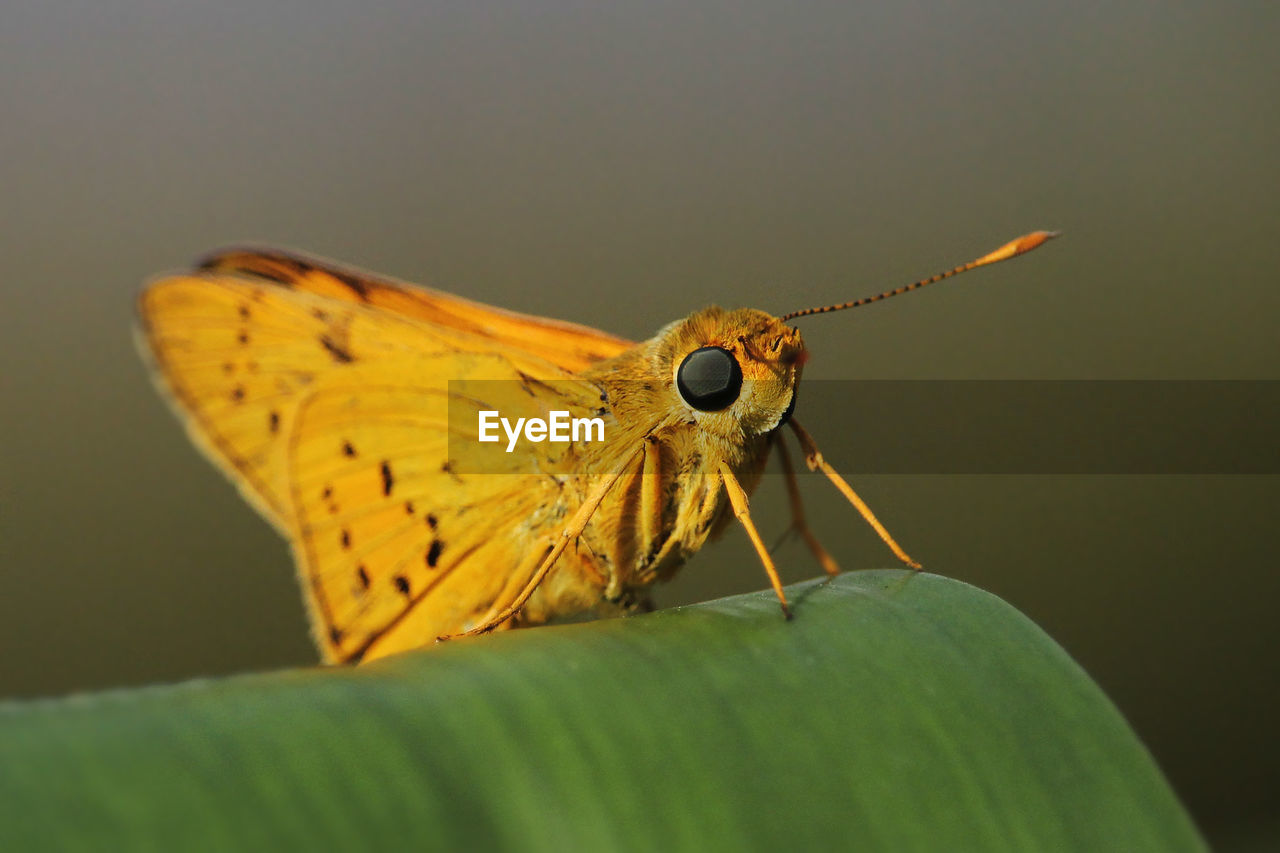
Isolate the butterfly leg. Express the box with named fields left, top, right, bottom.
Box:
left=788, top=419, right=922, bottom=570
left=444, top=470, right=626, bottom=639
left=773, top=432, right=840, bottom=576
left=634, top=434, right=664, bottom=580
left=471, top=540, right=558, bottom=631
left=719, top=461, right=792, bottom=619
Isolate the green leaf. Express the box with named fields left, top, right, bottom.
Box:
left=0, top=571, right=1202, bottom=852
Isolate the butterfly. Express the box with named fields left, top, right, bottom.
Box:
left=137, top=231, right=1057, bottom=663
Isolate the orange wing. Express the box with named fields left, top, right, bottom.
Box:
left=139, top=248, right=633, bottom=529
left=139, top=248, right=635, bottom=661
left=197, top=247, right=633, bottom=372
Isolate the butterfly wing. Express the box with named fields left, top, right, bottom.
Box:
left=197, top=247, right=633, bottom=372
left=140, top=248, right=632, bottom=527
left=286, top=381, right=600, bottom=661
left=139, top=249, right=628, bottom=661
left=138, top=271, right=344, bottom=529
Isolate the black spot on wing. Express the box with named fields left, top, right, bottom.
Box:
left=380, top=461, right=394, bottom=496
left=426, top=540, right=444, bottom=568
left=245, top=266, right=294, bottom=285
left=330, top=268, right=373, bottom=301
left=319, top=334, right=355, bottom=363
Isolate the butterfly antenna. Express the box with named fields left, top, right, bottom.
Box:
left=780, top=230, right=1060, bottom=322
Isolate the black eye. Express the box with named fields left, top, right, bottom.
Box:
left=676, top=346, right=742, bottom=411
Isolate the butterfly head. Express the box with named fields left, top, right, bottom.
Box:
left=660, top=306, right=806, bottom=440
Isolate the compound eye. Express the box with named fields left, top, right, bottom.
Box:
left=676, top=346, right=743, bottom=411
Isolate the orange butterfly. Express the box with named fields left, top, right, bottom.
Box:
left=138, top=231, right=1056, bottom=663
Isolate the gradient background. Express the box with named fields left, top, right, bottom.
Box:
left=1, top=2, right=1276, bottom=847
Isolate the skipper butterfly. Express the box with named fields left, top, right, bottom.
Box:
left=138, top=231, right=1056, bottom=662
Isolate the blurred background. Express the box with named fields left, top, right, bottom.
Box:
left=1, top=1, right=1276, bottom=846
